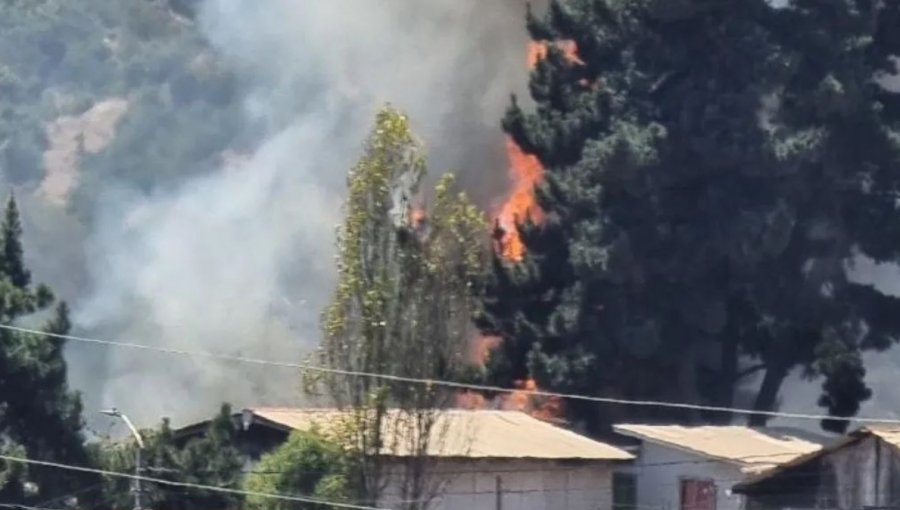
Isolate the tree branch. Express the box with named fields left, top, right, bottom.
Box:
left=735, top=363, right=766, bottom=381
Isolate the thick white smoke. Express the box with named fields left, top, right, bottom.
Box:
left=66, top=0, right=542, bottom=427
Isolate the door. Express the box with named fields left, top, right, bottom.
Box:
left=681, top=479, right=716, bottom=510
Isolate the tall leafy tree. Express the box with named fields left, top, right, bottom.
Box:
left=244, top=429, right=350, bottom=510
left=0, top=194, right=91, bottom=501
left=314, top=106, right=487, bottom=508
left=478, top=0, right=900, bottom=434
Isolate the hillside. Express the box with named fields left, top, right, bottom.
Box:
left=0, top=0, right=538, bottom=426
left=0, top=0, right=242, bottom=208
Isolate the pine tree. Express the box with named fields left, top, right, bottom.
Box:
left=94, top=404, right=244, bottom=510
left=0, top=194, right=90, bottom=501
left=478, top=0, right=900, bottom=434
left=1, top=195, right=30, bottom=288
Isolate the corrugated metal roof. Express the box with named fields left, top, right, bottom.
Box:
left=248, top=408, right=634, bottom=461
left=614, top=424, right=822, bottom=473
left=867, top=425, right=900, bottom=448
left=734, top=424, right=900, bottom=491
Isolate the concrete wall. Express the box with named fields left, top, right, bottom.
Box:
left=617, top=442, right=747, bottom=510
left=379, top=459, right=616, bottom=510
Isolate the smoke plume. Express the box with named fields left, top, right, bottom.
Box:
left=62, top=0, right=542, bottom=428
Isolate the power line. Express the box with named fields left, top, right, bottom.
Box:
left=30, top=482, right=105, bottom=509
left=0, top=454, right=385, bottom=510
left=0, top=504, right=65, bottom=510
left=3, top=323, right=897, bottom=424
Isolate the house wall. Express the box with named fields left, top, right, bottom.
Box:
left=617, top=442, right=747, bottom=510
left=743, top=436, right=900, bottom=510
left=378, top=458, right=617, bottom=510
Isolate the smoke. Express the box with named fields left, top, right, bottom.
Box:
left=770, top=259, right=900, bottom=430
left=63, top=0, right=542, bottom=427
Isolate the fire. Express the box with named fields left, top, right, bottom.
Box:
left=456, top=391, right=489, bottom=410
left=456, top=340, right=565, bottom=422
left=410, top=205, right=426, bottom=227
left=494, top=40, right=581, bottom=263
left=495, top=138, right=544, bottom=262
left=459, top=39, right=582, bottom=421
left=527, top=40, right=581, bottom=69
left=503, top=379, right=565, bottom=423
left=471, top=335, right=502, bottom=365
left=457, top=378, right=565, bottom=424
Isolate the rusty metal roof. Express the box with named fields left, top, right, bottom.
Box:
left=246, top=408, right=634, bottom=460
left=614, top=424, right=822, bottom=473
left=867, top=425, right=900, bottom=448
left=734, top=425, right=900, bottom=491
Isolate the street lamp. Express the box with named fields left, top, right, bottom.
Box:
left=100, top=408, right=144, bottom=510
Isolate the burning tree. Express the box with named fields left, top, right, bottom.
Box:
left=313, top=106, right=487, bottom=508
left=478, top=0, right=900, bottom=434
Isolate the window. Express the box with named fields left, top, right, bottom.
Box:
left=681, top=479, right=717, bottom=510
left=614, top=472, right=637, bottom=510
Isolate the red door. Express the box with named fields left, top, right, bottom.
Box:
left=681, top=480, right=716, bottom=510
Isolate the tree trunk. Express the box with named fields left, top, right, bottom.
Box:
left=748, top=364, right=788, bottom=427
left=678, top=340, right=700, bottom=423
left=712, top=334, right=739, bottom=424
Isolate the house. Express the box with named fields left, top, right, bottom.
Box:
left=612, top=424, right=825, bottom=510
left=733, top=425, right=900, bottom=510
left=176, top=408, right=634, bottom=510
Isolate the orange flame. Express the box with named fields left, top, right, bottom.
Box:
left=456, top=391, right=489, bottom=410
left=459, top=39, right=582, bottom=422
left=494, top=40, right=581, bottom=263
left=471, top=335, right=502, bottom=365
left=457, top=378, right=565, bottom=423
left=527, top=40, right=581, bottom=69
left=410, top=205, right=426, bottom=227
left=495, top=137, right=544, bottom=262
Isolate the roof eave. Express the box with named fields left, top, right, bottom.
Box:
left=613, top=425, right=750, bottom=468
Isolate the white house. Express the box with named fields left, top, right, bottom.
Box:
left=177, top=408, right=634, bottom=510
left=612, top=424, right=825, bottom=510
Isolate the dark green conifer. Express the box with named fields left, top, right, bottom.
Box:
left=479, top=0, right=900, bottom=434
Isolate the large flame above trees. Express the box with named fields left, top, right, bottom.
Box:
left=494, top=40, right=580, bottom=263
left=460, top=40, right=580, bottom=423
left=495, top=138, right=544, bottom=261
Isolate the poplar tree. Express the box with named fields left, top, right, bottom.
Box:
left=315, top=106, right=487, bottom=508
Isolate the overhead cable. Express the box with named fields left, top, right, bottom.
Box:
left=2, top=323, right=896, bottom=424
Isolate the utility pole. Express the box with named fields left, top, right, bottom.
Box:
left=101, top=408, right=145, bottom=510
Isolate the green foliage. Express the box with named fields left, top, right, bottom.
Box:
left=2, top=195, right=30, bottom=287
left=0, top=0, right=243, bottom=211
left=94, top=404, right=244, bottom=510
left=244, top=429, right=350, bottom=510
left=479, top=0, right=900, bottom=433
left=319, top=106, right=487, bottom=397
left=316, top=106, right=487, bottom=506
left=0, top=195, right=90, bottom=502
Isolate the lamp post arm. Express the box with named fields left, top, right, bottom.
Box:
left=119, top=414, right=145, bottom=449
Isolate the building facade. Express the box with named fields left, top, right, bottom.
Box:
left=612, top=425, right=824, bottom=510
left=734, top=426, right=900, bottom=510
left=176, top=408, right=634, bottom=510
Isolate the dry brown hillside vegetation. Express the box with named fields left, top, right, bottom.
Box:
left=41, top=98, right=129, bottom=206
